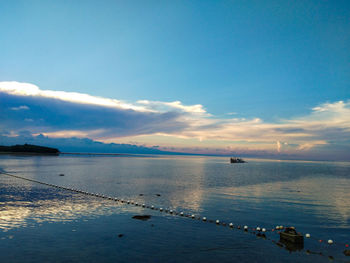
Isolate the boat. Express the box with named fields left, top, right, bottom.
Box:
left=279, top=227, right=304, bottom=244
left=230, top=157, right=246, bottom=163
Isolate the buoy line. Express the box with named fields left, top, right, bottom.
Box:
left=0, top=171, right=349, bottom=259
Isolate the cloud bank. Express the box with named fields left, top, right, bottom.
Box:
left=1, top=81, right=350, bottom=160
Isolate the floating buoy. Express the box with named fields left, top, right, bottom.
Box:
left=279, top=226, right=283, bottom=229
left=160, top=208, right=163, bottom=211
left=216, top=220, right=220, bottom=224
left=256, top=227, right=261, bottom=231
left=180, top=212, right=184, bottom=216
left=276, top=226, right=280, bottom=230
left=328, top=240, right=333, bottom=244
left=262, top=228, right=266, bottom=232
left=319, top=240, right=323, bottom=243
left=191, top=214, right=195, bottom=219
left=170, top=210, right=173, bottom=213
left=229, top=223, right=233, bottom=228
left=151, top=205, right=154, bottom=209
left=244, top=225, right=248, bottom=231
left=346, top=244, right=349, bottom=248
left=142, top=204, right=145, bottom=207
left=305, top=233, right=310, bottom=238
left=203, top=217, right=207, bottom=221
left=127, top=200, right=130, bottom=204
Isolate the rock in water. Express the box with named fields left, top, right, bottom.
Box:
left=132, top=215, right=151, bottom=221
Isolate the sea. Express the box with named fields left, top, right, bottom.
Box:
left=0, top=154, right=349, bottom=263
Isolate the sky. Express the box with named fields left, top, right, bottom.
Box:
left=0, top=0, right=349, bottom=160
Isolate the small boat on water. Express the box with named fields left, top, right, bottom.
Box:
left=230, top=157, right=246, bottom=163
left=279, top=227, right=304, bottom=244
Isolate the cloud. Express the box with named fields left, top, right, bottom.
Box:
left=10, top=105, right=29, bottom=111
left=137, top=100, right=207, bottom=115
left=0, top=81, right=192, bottom=138
left=1, top=81, right=350, bottom=160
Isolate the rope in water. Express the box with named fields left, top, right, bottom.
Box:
left=0, top=171, right=349, bottom=259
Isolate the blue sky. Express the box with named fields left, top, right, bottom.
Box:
left=0, top=1, right=350, bottom=160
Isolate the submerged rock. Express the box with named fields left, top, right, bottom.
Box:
left=132, top=215, right=151, bottom=221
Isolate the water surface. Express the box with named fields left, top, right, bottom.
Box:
left=0, top=155, right=349, bottom=262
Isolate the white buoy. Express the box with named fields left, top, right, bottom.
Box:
left=256, top=227, right=261, bottom=231
left=216, top=220, right=220, bottom=224
left=135, top=202, right=138, bottom=206
left=328, top=239, right=333, bottom=244
left=160, top=208, right=163, bottom=211
left=191, top=214, right=195, bottom=219
left=151, top=205, right=154, bottom=209
left=170, top=209, right=173, bottom=213
left=203, top=217, right=207, bottom=221
left=127, top=200, right=130, bottom=204
left=276, top=226, right=280, bottom=230
left=180, top=212, right=184, bottom=216
left=244, top=225, right=248, bottom=230
left=279, top=225, right=283, bottom=229
left=305, top=233, right=310, bottom=238
left=262, top=228, right=266, bottom=232
left=142, top=204, right=145, bottom=207
left=229, top=223, right=233, bottom=228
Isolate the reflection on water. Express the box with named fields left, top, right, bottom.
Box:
left=0, top=156, right=350, bottom=229
left=0, top=176, right=125, bottom=231
left=0, top=155, right=349, bottom=263
left=219, top=176, right=350, bottom=228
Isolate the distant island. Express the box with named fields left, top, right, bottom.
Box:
left=0, top=144, right=60, bottom=154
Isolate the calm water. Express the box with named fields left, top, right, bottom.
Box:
left=0, top=155, right=349, bottom=262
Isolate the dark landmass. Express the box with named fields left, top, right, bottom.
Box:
left=0, top=133, right=182, bottom=155
left=0, top=144, right=60, bottom=154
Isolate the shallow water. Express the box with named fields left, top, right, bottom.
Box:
left=0, top=155, right=349, bottom=262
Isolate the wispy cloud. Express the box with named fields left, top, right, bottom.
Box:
left=10, top=105, right=29, bottom=111
left=1, top=81, right=350, bottom=160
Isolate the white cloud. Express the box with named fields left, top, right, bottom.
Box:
left=0, top=81, right=207, bottom=115
left=136, top=100, right=208, bottom=115
left=1, top=81, right=350, bottom=157
left=0, top=81, right=152, bottom=112
left=10, top=105, right=29, bottom=111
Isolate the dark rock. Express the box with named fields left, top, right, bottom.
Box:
left=276, top=242, right=283, bottom=248
left=118, top=234, right=124, bottom=238
left=256, top=233, right=266, bottom=238
left=139, top=194, right=143, bottom=196
left=156, top=194, right=161, bottom=196
left=59, top=174, right=65, bottom=176
left=132, top=215, right=151, bottom=221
